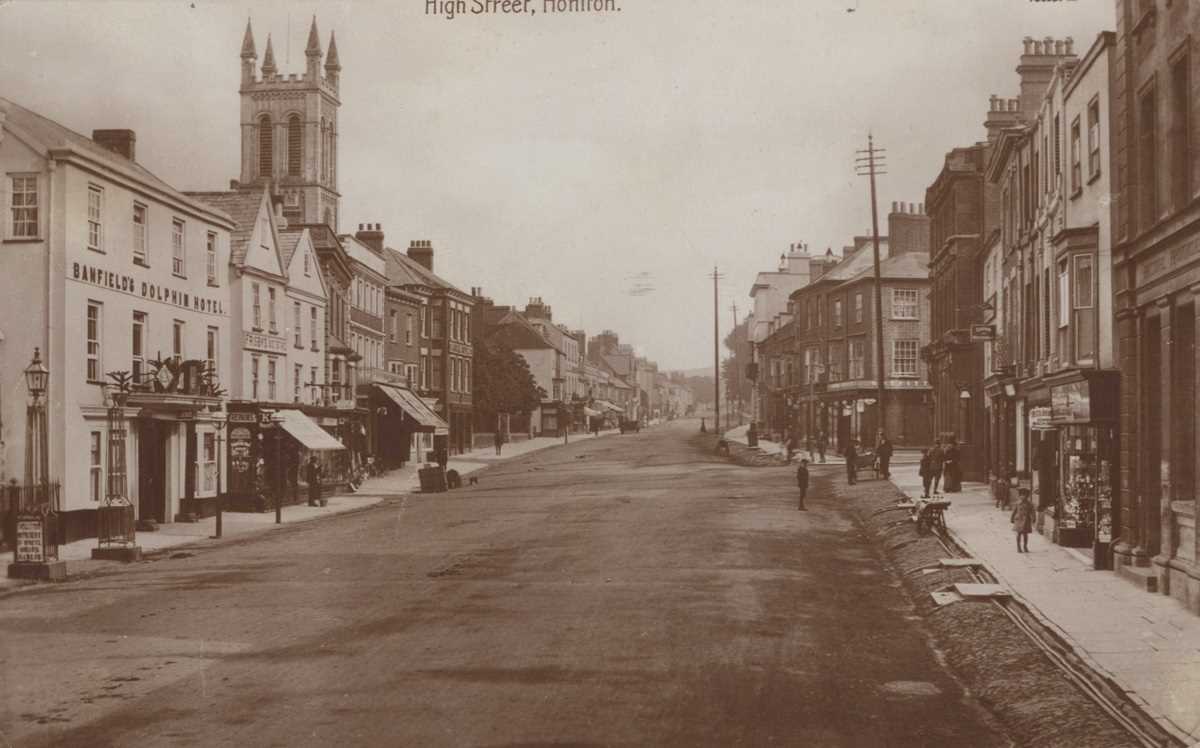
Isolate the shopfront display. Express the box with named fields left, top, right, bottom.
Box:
left=1047, top=372, right=1119, bottom=568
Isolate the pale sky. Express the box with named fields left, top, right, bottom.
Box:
left=0, top=0, right=1112, bottom=371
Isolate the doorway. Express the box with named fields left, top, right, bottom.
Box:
left=138, top=419, right=168, bottom=523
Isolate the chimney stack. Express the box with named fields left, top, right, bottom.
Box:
left=887, top=198, right=931, bottom=256
left=407, top=239, right=433, bottom=272
left=1017, top=35, right=1079, bottom=118
left=355, top=223, right=385, bottom=255
left=92, top=129, right=136, bottom=161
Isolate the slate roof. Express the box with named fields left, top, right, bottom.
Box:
left=277, top=228, right=304, bottom=271
left=486, top=319, right=554, bottom=351
left=383, top=247, right=466, bottom=294
left=183, top=189, right=267, bottom=267
left=839, top=251, right=929, bottom=285
left=1, top=97, right=232, bottom=225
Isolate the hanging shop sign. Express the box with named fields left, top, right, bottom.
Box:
left=1029, top=406, right=1055, bottom=431
left=1051, top=381, right=1091, bottom=423
left=970, top=324, right=996, bottom=341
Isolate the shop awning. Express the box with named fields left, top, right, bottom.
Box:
left=583, top=406, right=602, bottom=417
left=595, top=400, right=623, bottom=413
left=376, top=385, right=450, bottom=435
left=275, top=409, right=346, bottom=451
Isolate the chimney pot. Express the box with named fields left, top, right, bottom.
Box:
left=1044, top=36, right=1054, bottom=53
left=1065, top=37, right=1074, bottom=55
left=1054, top=40, right=1063, bottom=55
left=908, top=202, right=915, bottom=213
left=1023, top=37, right=1033, bottom=55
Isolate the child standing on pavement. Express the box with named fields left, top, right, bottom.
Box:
left=1011, top=487, right=1035, bottom=553
left=796, top=458, right=810, bottom=511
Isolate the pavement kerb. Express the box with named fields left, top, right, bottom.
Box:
left=891, top=475, right=1196, bottom=748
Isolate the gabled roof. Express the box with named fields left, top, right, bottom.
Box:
left=184, top=188, right=269, bottom=267
left=277, top=229, right=303, bottom=269
left=383, top=247, right=466, bottom=295
left=1, top=97, right=232, bottom=226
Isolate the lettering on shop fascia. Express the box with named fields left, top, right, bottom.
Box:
left=449, top=341, right=471, bottom=357
left=1136, top=234, right=1200, bottom=287
left=242, top=330, right=287, bottom=353
left=71, top=260, right=226, bottom=315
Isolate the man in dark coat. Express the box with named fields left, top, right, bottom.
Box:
left=845, top=439, right=858, bottom=485
left=305, top=454, right=323, bottom=507
left=943, top=440, right=961, bottom=493
left=796, top=458, right=810, bottom=511
left=928, top=440, right=945, bottom=495
left=877, top=435, right=894, bottom=479
left=918, top=449, right=934, bottom=498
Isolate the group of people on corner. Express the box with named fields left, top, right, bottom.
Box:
left=916, top=438, right=962, bottom=498
left=791, top=429, right=895, bottom=511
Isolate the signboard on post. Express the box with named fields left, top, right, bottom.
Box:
left=15, top=517, right=45, bottom=563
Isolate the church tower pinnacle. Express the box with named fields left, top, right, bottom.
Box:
left=237, top=17, right=341, bottom=231
left=240, top=19, right=256, bottom=86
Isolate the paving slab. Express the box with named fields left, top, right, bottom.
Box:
left=889, top=462, right=1200, bottom=745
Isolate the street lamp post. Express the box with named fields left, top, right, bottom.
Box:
left=8, top=348, right=65, bottom=580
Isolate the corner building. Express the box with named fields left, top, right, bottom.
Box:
left=0, top=98, right=233, bottom=538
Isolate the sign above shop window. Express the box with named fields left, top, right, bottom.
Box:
left=1051, top=381, right=1091, bottom=423
left=969, top=324, right=995, bottom=341
left=1029, top=406, right=1055, bottom=431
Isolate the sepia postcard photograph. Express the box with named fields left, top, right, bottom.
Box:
left=0, top=0, right=1198, bottom=745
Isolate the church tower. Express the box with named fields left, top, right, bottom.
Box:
left=238, top=17, right=341, bottom=231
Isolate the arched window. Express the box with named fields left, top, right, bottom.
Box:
left=287, top=114, right=302, bottom=177
left=258, top=114, right=273, bottom=178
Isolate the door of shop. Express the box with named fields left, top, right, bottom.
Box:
left=138, top=419, right=168, bottom=523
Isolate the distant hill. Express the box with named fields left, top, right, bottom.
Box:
left=670, top=366, right=715, bottom=379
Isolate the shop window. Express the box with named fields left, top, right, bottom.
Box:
left=202, top=432, right=217, bottom=493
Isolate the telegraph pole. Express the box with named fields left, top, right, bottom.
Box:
left=856, top=135, right=888, bottom=441
left=711, top=266, right=723, bottom=432
left=730, top=302, right=740, bottom=427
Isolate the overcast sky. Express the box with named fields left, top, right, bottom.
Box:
left=0, top=0, right=1113, bottom=371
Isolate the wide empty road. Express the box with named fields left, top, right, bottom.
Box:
left=2, top=421, right=1004, bottom=746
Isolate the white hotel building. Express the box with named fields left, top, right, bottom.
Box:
left=0, top=98, right=234, bottom=538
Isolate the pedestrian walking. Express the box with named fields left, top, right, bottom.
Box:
left=918, top=449, right=934, bottom=498
left=845, top=438, right=858, bottom=485
left=928, top=440, right=944, bottom=495
left=943, top=439, right=961, bottom=493
left=877, top=434, right=894, bottom=479
left=494, top=429, right=504, bottom=456
left=785, top=433, right=797, bottom=463
left=796, top=458, right=810, bottom=510
left=817, top=431, right=827, bottom=464
left=1011, top=487, right=1035, bottom=553
left=305, top=454, right=323, bottom=507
